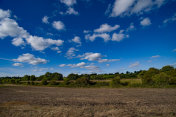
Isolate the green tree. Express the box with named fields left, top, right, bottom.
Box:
left=152, top=72, right=170, bottom=85
left=160, top=65, right=174, bottom=72
left=30, top=75, right=36, bottom=81
left=52, top=72, right=63, bottom=80
left=67, top=73, right=79, bottom=80
left=142, top=68, right=159, bottom=85
left=41, top=79, right=48, bottom=85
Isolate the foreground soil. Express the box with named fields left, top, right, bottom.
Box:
left=0, top=85, right=176, bottom=117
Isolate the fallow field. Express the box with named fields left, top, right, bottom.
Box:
left=0, top=85, right=176, bottom=117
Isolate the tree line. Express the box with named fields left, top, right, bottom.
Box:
left=0, top=65, right=176, bottom=87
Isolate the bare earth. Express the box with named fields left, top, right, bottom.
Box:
left=0, top=85, right=176, bottom=117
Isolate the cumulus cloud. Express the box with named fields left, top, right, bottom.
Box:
left=0, top=9, right=10, bottom=19
left=112, top=32, right=128, bottom=42
left=0, top=18, right=29, bottom=39
left=42, top=16, right=49, bottom=24
left=129, top=61, right=140, bottom=68
left=151, top=55, right=160, bottom=58
left=140, top=18, right=151, bottom=26
left=85, top=33, right=111, bottom=42
left=78, top=52, right=120, bottom=63
left=12, top=37, right=25, bottom=46
left=94, top=24, right=120, bottom=33
left=60, top=0, right=78, bottom=16
left=66, top=7, right=79, bottom=15
left=0, top=9, right=64, bottom=52
left=110, top=0, right=166, bottom=17
left=26, top=36, right=63, bottom=51
left=13, top=53, right=47, bottom=65
left=71, top=36, right=81, bottom=45
left=52, top=21, right=65, bottom=30
left=13, top=63, right=23, bottom=67
left=66, top=47, right=78, bottom=59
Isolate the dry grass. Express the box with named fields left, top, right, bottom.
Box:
left=0, top=85, right=176, bottom=117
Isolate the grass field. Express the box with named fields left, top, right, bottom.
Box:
left=0, top=85, right=176, bottom=117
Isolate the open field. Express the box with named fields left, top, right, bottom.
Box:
left=0, top=85, right=176, bottom=117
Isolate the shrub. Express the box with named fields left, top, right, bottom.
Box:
left=49, top=80, right=58, bottom=85
left=152, top=72, right=170, bottom=86
left=41, top=79, right=48, bottom=85
left=141, top=68, right=159, bottom=85
left=63, top=78, right=71, bottom=85
left=110, top=76, right=121, bottom=87
left=75, top=76, right=91, bottom=87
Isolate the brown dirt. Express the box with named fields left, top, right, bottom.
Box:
left=0, top=85, right=176, bottom=117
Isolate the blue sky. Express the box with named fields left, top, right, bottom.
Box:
left=0, top=0, right=176, bottom=76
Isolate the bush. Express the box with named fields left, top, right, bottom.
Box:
left=141, top=68, right=159, bottom=85
left=75, top=76, right=92, bottom=87
left=152, top=72, right=170, bottom=86
left=49, top=80, right=58, bottom=85
left=41, top=79, right=48, bottom=85
left=110, top=76, right=121, bottom=87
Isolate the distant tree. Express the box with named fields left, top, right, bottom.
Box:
left=30, top=75, right=36, bottom=81
left=41, top=79, right=48, bottom=85
left=52, top=72, right=63, bottom=80
left=141, top=68, right=159, bottom=85
left=44, top=72, right=52, bottom=80
left=22, top=75, right=30, bottom=81
left=67, top=73, right=79, bottom=80
left=160, top=65, right=174, bottom=72
left=75, top=76, right=92, bottom=86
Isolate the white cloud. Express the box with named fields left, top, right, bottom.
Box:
left=83, top=30, right=90, bottom=33
left=129, top=61, right=140, bottom=68
left=94, top=23, right=120, bottom=33
left=71, top=36, right=81, bottom=45
left=85, top=33, right=111, bottom=42
left=26, top=36, right=63, bottom=51
left=42, top=16, right=49, bottom=24
left=79, top=52, right=102, bottom=61
left=13, top=63, right=23, bottom=67
left=98, top=59, right=120, bottom=63
left=66, top=47, right=78, bottom=59
left=52, top=21, right=65, bottom=30
left=131, top=0, right=153, bottom=14
left=13, top=53, right=47, bottom=65
left=12, top=37, right=25, bottom=46
left=111, top=0, right=135, bottom=17
left=163, top=13, right=176, bottom=24
left=60, top=0, right=76, bottom=6
left=0, top=9, right=10, bottom=19
left=59, top=62, right=99, bottom=71
left=51, top=47, right=62, bottom=53
left=151, top=55, right=160, bottom=58
left=78, top=52, right=120, bottom=63
left=59, top=64, right=66, bottom=67
left=112, top=32, right=128, bottom=42
left=0, top=9, right=64, bottom=52
left=0, top=18, right=29, bottom=39
left=66, top=7, right=79, bottom=15
left=140, top=18, right=151, bottom=26
left=110, top=0, right=166, bottom=17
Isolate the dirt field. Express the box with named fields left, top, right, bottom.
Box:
left=0, top=85, right=176, bottom=117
